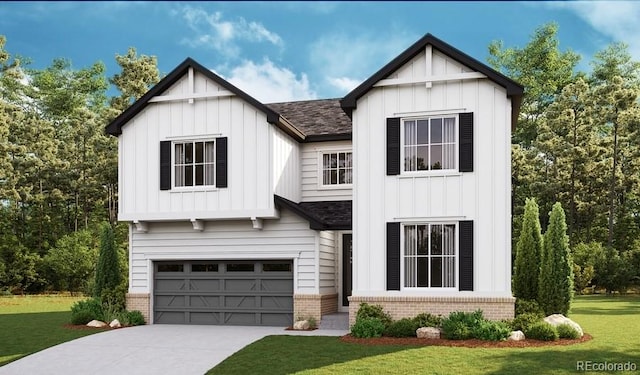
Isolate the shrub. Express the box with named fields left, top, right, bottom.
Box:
left=441, top=310, right=484, bottom=340
left=515, top=299, right=544, bottom=317
left=525, top=321, right=558, bottom=341
left=384, top=318, right=418, bottom=338
left=101, top=283, right=127, bottom=311
left=71, top=309, right=95, bottom=325
left=513, top=198, right=543, bottom=300
left=70, top=298, right=103, bottom=322
left=94, top=222, right=121, bottom=298
left=125, top=310, right=146, bottom=326
left=557, top=323, right=580, bottom=339
left=355, top=303, right=392, bottom=327
left=413, top=312, right=442, bottom=328
left=510, top=312, right=543, bottom=332
left=351, top=317, right=385, bottom=338
left=472, top=320, right=511, bottom=341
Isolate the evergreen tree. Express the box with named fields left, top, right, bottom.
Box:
left=94, top=222, right=121, bottom=298
left=539, top=203, right=574, bottom=315
left=513, top=198, right=543, bottom=300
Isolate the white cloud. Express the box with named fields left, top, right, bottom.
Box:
left=309, top=31, right=418, bottom=91
left=547, top=1, right=640, bottom=59
left=176, top=6, right=283, bottom=57
left=327, top=76, right=361, bottom=93
left=222, top=58, right=317, bottom=103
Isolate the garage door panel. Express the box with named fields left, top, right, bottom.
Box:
left=154, top=260, right=293, bottom=326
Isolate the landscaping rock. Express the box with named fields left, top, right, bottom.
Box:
left=293, top=320, right=310, bottom=330
left=508, top=330, right=525, bottom=341
left=416, top=327, right=441, bottom=339
left=109, top=319, right=122, bottom=328
left=86, top=320, right=107, bottom=328
left=543, top=314, right=583, bottom=337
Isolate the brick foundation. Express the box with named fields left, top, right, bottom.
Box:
left=294, top=293, right=339, bottom=321
left=126, top=293, right=151, bottom=324
left=348, top=296, right=515, bottom=326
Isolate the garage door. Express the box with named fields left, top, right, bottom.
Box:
left=154, top=260, right=293, bottom=326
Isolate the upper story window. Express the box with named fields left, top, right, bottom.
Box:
left=174, top=141, right=215, bottom=187
left=322, top=151, right=352, bottom=185
left=403, top=116, right=456, bottom=172
left=404, top=223, right=456, bottom=288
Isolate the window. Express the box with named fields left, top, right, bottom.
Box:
left=404, top=223, right=456, bottom=288
left=322, top=151, right=352, bottom=185
left=403, top=116, right=456, bottom=171
left=174, top=141, right=215, bottom=187
left=157, top=264, right=184, bottom=273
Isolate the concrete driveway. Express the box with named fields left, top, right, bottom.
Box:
left=0, top=325, right=348, bottom=375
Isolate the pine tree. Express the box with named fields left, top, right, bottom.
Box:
left=513, top=198, right=543, bottom=301
left=539, top=203, right=574, bottom=315
left=94, top=222, right=121, bottom=298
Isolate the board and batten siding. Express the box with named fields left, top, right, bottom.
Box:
left=353, top=48, right=512, bottom=297
left=300, top=141, right=353, bottom=202
left=318, top=230, right=338, bottom=294
left=128, top=208, right=322, bottom=295
left=118, top=70, right=296, bottom=222
left=272, top=127, right=300, bottom=202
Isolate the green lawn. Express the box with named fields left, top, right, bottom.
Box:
left=209, top=295, right=640, bottom=375
left=0, top=295, right=105, bottom=366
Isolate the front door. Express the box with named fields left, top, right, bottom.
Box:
left=342, top=234, right=352, bottom=306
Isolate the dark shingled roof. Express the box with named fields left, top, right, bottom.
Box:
left=267, top=99, right=352, bottom=141
left=274, top=195, right=351, bottom=230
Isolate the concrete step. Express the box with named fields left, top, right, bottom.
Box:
left=319, top=312, right=349, bottom=330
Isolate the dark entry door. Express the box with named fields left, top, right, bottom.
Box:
left=342, top=234, right=352, bottom=306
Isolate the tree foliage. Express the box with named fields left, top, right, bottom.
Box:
left=539, top=203, right=574, bottom=315
left=513, top=198, right=543, bottom=300
left=43, top=230, right=98, bottom=293
left=94, top=222, right=121, bottom=298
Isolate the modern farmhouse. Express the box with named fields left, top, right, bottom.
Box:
left=105, top=33, right=523, bottom=326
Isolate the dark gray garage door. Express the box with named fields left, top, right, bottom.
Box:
left=154, top=260, right=293, bottom=326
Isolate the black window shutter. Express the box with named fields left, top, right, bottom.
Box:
left=459, top=220, right=474, bottom=291
left=386, top=117, right=400, bottom=175
left=459, top=112, right=474, bottom=172
left=387, top=222, right=401, bottom=290
left=159, top=141, right=171, bottom=191
left=215, top=137, right=228, bottom=188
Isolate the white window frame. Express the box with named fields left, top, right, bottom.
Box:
left=400, top=114, right=458, bottom=175
left=171, top=139, right=217, bottom=191
left=317, top=149, right=353, bottom=189
left=400, top=222, right=458, bottom=291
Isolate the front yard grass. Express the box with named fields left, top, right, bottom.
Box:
left=208, top=295, right=640, bottom=375
left=0, top=295, right=103, bottom=366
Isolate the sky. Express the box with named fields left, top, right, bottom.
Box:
left=1, top=1, right=640, bottom=103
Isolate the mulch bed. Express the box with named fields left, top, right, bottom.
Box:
left=340, top=333, right=592, bottom=348
left=63, top=324, right=112, bottom=331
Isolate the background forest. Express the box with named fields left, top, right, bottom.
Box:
left=0, top=22, right=638, bottom=295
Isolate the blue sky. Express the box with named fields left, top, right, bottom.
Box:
left=1, top=1, right=639, bottom=103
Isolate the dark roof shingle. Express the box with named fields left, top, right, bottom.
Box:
left=274, top=195, right=351, bottom=230
left=267, top=99, right=351, bottom=140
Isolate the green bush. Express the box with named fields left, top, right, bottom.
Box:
left=441, top=310, right=484, bottom=340
left=384, top=318, right=418, bottom=338
left=70, top=309, right=95, bottom=325
left=351, top=317, right=386, bottom=338
left=557, top=323, right=580, bottom=339
left=525, top=321, right=559, bottom=341
left=510, top=312, right=543, bottom=332
left=125, top=310, right=146, bottom=326
left=413, top=312, right=442, bottom=328
left=355, top=303, right=392, bottom=327
left=100, top=283, right=127, bottom=311
left=70, top=298, right=104, bottom=322
left=472, top=320, right=512, bottom=341
left=515, top=299, right=544, bottom=317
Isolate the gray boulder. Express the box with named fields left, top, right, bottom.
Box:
left=544, top=314, right=583, bottom=337
left=508, top=330, right=525, bottom=341
left=416, top=327, right=441, bottom=339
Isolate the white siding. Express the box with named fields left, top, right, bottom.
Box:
left=318, top=230, right=337, bottom=294
left=301, top=141, right=353, bottom=202
left=272, top=127, right=300, bottom=202
left=353, top=47, right=512, bottom=297
left=129, top=209, right=318, bottom=294
left=119, top=71, right=277, bottom=221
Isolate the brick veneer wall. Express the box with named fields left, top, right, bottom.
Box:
left=348, top=296, right=515, bottom=326
left=126, top=293, right=151, bottom=324
left=294, top=293, right=338, bottom=321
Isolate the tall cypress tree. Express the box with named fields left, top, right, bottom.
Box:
left=539, top=203, right=574, bottom=315
left=93, top=222, right=121, bottom=298
left=513, top=198, right=543, bottom=300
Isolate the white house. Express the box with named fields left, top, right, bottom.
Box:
left=105, top=33, right=523, bottom=326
